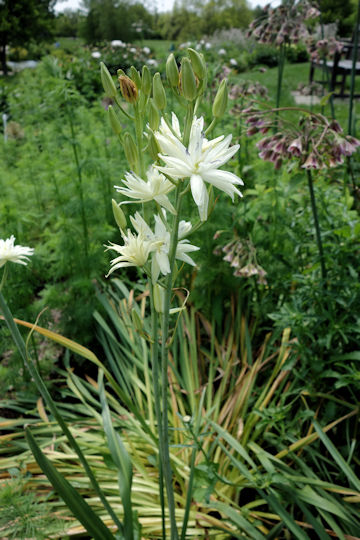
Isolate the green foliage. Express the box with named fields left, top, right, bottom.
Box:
left=0, top=472, right=63, bottom=539
left=0, top=0, right=55, bottom=74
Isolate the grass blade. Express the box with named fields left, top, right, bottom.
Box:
left=25, top=428, right=116, bottom=540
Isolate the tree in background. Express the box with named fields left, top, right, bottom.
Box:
left=80, top=0, right=154, bottom=44
left=55, top=9, right=84, bottom=38
left=0, top=0, right=55, bottom=75
left=155, top=0, right=252, bottom=41
left=319, top=0, right=354, bottom=36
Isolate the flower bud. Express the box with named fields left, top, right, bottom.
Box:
left=153, top=73, right=166, bottom=110
left=123, top=132, right=138, bottom=170
left=166, top=53, right=179, bottom=87
left=147, top=130, right=160, bottom=161
left=100, top=62, right=117, bottom=98
left=180, top=57, right=197, bottom=101
left=141, top=65, right=152, bottom=96
left=130, top=65, right=142, bottom=90
left=111, top=199, right=127, bottom=230
left=153, top=283, right=164, bottom=312
left=212, top=79, right=228, bottom=119
left=108, top=105, right=122, bottom=135
left=148, top=99, right=160, bottom=131
left=118, top=75, right=138, bottom=104
left=131, top=308, right=144, bottom=332
left=187, top=48, right=206, bottom=80
left=117, top=68, right=126, bottom=78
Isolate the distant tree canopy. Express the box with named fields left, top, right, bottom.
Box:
left=0, top=0, right=55, bottom=74
left=79, top=0, right=155, bottom=44
left=319, top=0, right=354, bottom=36
left=55, top=9, right=84, bottom=38
left=156, top=0, right=252, bottom=41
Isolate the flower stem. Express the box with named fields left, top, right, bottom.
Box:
left=160, top=182, right=182, bottom=540
left=275, top=44, right=286, bottom=110
left=306, top=169, right=326, bottom=281
left=149, top=285, right=166, bottom=539
left=134, top=104, right=145, bottom=178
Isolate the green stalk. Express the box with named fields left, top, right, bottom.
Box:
left=149, top=285, right=166, bottom=539
left=0, top=291, right=123, bottom=535
left=275, top=43, right=286, bottom=110
left=134, top=104, right=145, bottom=178
left=66, top=104, right=89, bottom=269
left=348, top=0, right=360, bottom=136
left=306, top=169, right=326, bottom=281
left=160, top=182, right=182, bottom=540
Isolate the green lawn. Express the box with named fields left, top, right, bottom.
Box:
left=232, top=61, right=360, bottom=130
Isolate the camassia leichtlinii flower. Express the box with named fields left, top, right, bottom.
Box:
left=0, top=236, right=34, bottom=268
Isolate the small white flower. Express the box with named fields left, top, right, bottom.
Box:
left=114, top=166, right=176, bottom=214
left=218, top=48, right=227, bottom=55
left=155, top=114, right=243, bottom=221
left=147, top=58, right=158, bottom=67
left=131, top=212, right=199, bottom=282
left=143, top=46, right=151, bottom=55
left=130, top=47, right=137, bottom=54
left=205, top=42, right=212, bottom=50
left=111, top=40, right=125, bottom=47
left=91, top=51, right=101, bottom=59
left=229, top=58, right=238, bottom=66
left=0, top=236, right=34, bottom=268
left=106, top=230, right=152, bottom=276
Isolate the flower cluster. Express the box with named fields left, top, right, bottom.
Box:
left=306, top=37, right=343, bottom=63
left=243, top=109, right=360, bottom=170
left=214, top=236, right=267, bottom=284
left=229, top=80, right=268, bottom=101
left=0, top=236, right=34, bottom=268
left=247, top=0, right=319, bottom=47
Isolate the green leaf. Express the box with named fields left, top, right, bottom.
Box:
left=259, top=488, right=311, bottom=540
left=313, top=420, right=360, bottom=492
left=211, top=502, right=266, bottom=540
left=99, top=372, right=134, bottom=540
left=25, top=428, right=115, bottom=540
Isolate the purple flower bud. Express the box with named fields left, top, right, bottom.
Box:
left=302, top=152, right=321, bottom=169
left=288, top=136, right=303, bottom=156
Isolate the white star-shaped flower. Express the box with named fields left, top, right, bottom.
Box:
left=155, top=114, right=243, bottom=221
left=114, top=165, right=176, bottom=214
left=0, top=236, right=34, bottom=268
left=131, top=211, right=199, bottom=283
left=106, top=229, right=153, bottom=277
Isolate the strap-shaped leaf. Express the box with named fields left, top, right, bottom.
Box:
left=99, top=372, right=135, bottom=540
left=26, top=427, right=116, bottom=540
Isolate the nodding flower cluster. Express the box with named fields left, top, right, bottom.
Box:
left=229, top=80, right=268, bottom=101
left=214, top=235, right=267, bottom=285
left=246, top=0, right=319, bottom=47
left=243, top=109, right=360, bottom=170
left=306, top=37, right=344, bottom=63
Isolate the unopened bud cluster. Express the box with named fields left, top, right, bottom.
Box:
left=214, top=236, right=267, bottom=285
left=243, top=109, right=360, bottom=170
left=247, top=0, right=319, bottom=47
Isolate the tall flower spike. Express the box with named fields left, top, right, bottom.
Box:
left=114, top=166, right=176, bottom=214
left=155, top=114, right=243, bottom=221
left=0, top=236, right=34, bottom=268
